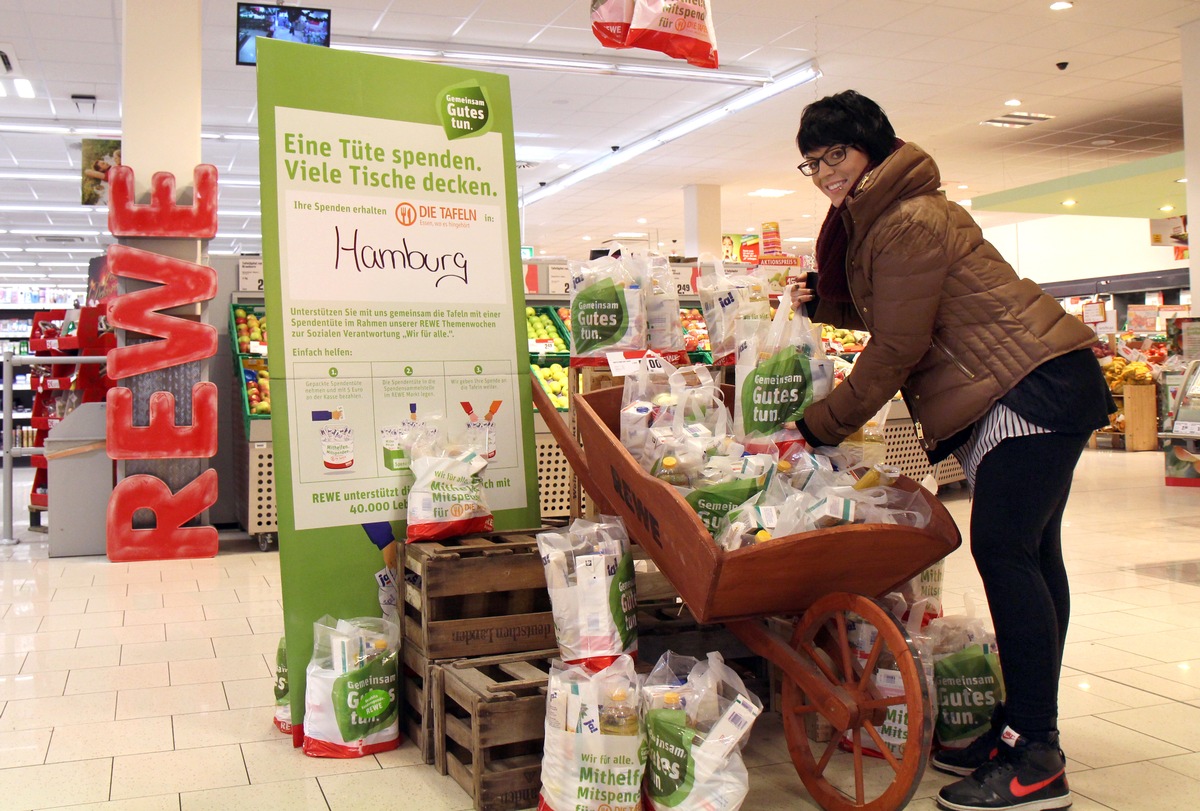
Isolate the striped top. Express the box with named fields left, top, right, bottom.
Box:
left=951, top=401, right=1051, bottom=493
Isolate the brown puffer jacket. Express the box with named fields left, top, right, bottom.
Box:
left=803, top=142, right=1098, bottom=450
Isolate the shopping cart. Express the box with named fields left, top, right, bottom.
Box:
left=531, top=373, right=962, bottom=811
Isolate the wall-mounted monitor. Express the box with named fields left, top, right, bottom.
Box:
left=236, top=3, right=331, bottom=66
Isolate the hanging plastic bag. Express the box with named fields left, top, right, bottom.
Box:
left=591, top=0, right=635, bottom=48
left=273, top=636, right=292, bottom=734
left=537, top=516, right=638, bottom=667
left=538, top=655, right=647, bottom=811
left=570, top=255, right=647, bottom=364
left=696, top=261, right=770, bottom=366
left=734, top=285, right=833, bottom=444
left=928, top=595, right=1005, bottom=749
left=626, top=0, right=719, bottom=69
left=302, top=615, right=400, bottom=758
left=642, top=651, right=762, bottom=811
left=405, top=420, right=492, bottom=542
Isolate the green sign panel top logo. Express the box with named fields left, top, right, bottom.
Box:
left=439, top=82, right=492, bottom=141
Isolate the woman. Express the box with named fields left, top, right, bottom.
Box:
left=791, top=90, right=1112, bottom=811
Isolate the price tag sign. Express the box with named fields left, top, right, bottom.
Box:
left=249, top=341, right=267, bottom=355
left=606, top=350, right=660, bottom=377
left=1081, top=301, right=1106, bottom=324
left=239, top=257, right=265, bottom=292
left=528, top=338, right=556, bottom=353
left=547, top=263, right=571, bottom=296
left=1171, top=420, right=1200, bottom=436
left=672, top=265, right=697, bottom=295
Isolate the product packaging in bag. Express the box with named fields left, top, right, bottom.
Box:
left=626, top=0, right=719, bottom=69
left=734, top=284, right=833, bottom=444
left=634, top=253, right=688, bottom=364
left=642, top=651, right=762, bottom=811
left=928, top=596, right=1005, bottom=749
left=302, top=615, right=400, bottom=758
left=838, top=596, right=933, bottom=760
left=537, top=516, right=638, bottom=667
left=405, top=421, right=492, bottom=542
left=620, top=353, right=679, bottom=468
left=570, top=255, right=647, bottom=364
left=273, top=636, right=292, bottom=734
left=696, top=263, right=770, bottom=366
left=538, top=655, right=647, bottom=811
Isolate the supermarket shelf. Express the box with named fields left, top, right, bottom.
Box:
left=1, top=332, right=30, bottom=338
left=0, top=303, right=77, bottom=310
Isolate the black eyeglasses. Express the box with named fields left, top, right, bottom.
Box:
left=798, top=145, right=850, bottom=176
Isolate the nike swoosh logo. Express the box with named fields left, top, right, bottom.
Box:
left=1010, top=769, right=1064, bottom=798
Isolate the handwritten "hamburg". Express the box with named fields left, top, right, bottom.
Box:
left=333, top=226, right=467, bottom=287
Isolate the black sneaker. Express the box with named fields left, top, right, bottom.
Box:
left=932, top=719, right=1003, bottom=776
left=936, top=727, right=1071, bottom=811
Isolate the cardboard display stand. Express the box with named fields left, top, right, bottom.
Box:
left=255, top=39, right=540, bottom=742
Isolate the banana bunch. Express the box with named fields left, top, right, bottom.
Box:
left=1103, top=357, right=1153, bottom=394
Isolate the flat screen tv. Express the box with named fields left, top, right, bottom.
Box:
left=236, top=3, right=331, bottom=66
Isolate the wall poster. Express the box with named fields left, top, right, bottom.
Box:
left=256, top=39, right=540, bottom=740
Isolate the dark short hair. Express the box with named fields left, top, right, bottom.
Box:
left=797, top=90, right=896, bottom=164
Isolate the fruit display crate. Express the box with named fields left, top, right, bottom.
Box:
left=236, top=355, right=272, bottom=435
left=525, top=305, right=569, bottom=363
left=529, top=362, right=568, bottom=412
left=229, top=302, right=269, bottom=358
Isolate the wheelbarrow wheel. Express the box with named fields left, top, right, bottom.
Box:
left=780, top=592, right=931, bottom=811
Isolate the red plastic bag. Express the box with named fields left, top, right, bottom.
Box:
left=591, top=0, right=635, bottom=48
left=626, top=0, right=718, bottom=69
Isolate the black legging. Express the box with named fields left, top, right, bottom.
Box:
left=968, top=430, right=1090, bottom=741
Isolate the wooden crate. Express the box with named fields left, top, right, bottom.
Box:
left=403, top=532, right=557, bottom=660
left=1123, top=383, right=1159, bottom=451
left=401, top=642, right=441, bottom=765
left=435, top=649, right=556, bottom=811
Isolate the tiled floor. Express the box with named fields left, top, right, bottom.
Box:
left=2, top=448, right=1199, bottom=810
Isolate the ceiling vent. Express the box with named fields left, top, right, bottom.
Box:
left=980, top=111, right=1055, bottom=128
left=515, top=160, right=539, bottom=170
left=34, top=235, right=87, bottom=244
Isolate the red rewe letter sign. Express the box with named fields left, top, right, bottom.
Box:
left=106, top=471, right=220, bottom=561
left=108, top=164, right=219, bottom=238
left=105, top=165, right=221, bottom=562
left=105, top=245, right=218, bottom=378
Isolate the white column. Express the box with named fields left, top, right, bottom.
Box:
left=122, top=0, right=203, bottom=204
left=683, top=184, right=721, bottom=259
left=1181, top=17, right=1200, bottom=314
left=118, top=0, right=207, bottom=497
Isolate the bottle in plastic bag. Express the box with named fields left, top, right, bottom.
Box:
left=600, top=687, right=640, bottom=736
left=654, top=455, right=691, bottom=486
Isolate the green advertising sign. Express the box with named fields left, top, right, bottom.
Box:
left=256, top=39, right=540, bottom=736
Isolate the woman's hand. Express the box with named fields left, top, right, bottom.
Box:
left=788, top=276, right=815, bottom=310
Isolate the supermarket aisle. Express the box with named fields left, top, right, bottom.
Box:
left=1, top=449, right=1199, bottom=810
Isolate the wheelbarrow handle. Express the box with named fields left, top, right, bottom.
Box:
left=528, top=370, right=610, bottom=512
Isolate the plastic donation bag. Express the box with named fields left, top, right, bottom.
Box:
left=273, top=636, right=292, bottom=734
left=537, top=654, right=647, bottom=811
left=642, top=651, right=762, bottom=811
left=537, top=516, right=638, bottom=667
left=302, top=615, right=400, bottom=758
